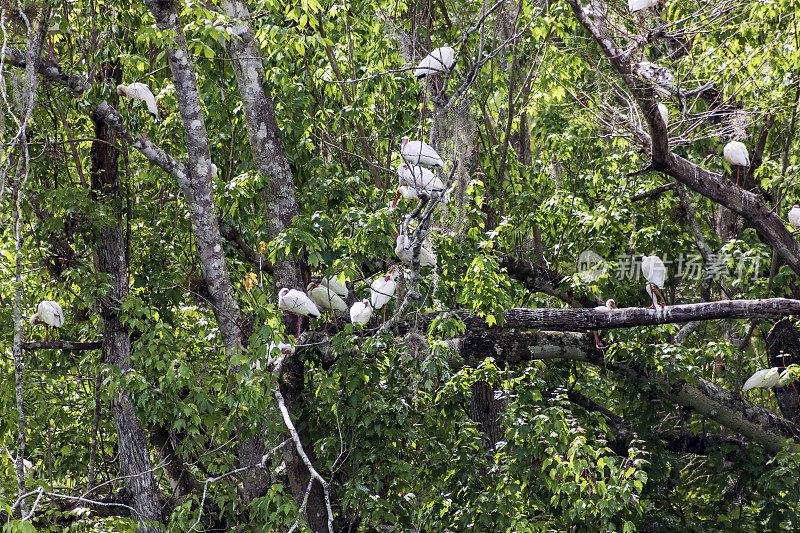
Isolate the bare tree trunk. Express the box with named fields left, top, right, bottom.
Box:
left=91, top=81, right=164, bottom=531
left=218, top=2, right=331, bottom=527
left=767, top=320, right=800, bottom=422
left=470, top=381, right=505, bottom=450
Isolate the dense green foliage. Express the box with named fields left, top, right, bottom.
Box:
left=3, top=0, right=800, bottom=531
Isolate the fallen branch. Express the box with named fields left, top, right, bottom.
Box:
left=397, top=298, right=800, bottom=333
left=22, top=340, right=103, bottom=351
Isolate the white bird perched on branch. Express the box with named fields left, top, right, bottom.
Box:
left=414, top=46, right=456, bottom=78
left=3, top=446, right=32, bottom=476
left=397, top=163, right=445, bottom=197
left=723, top=141, right=750, bottom=186
left=593, top=299, right=617, bottom=348
left=788, top=205, right=800, bottom=230
left=743, top=367, right=780, bottom=392
left=414, top=46, right=456, bottom=95
left=395, top=234, right=437, bottom=268
left=307, top=283, right=348, bottom=316
left=30, top=300, right=64, bottom=339
left=743, top=367, right=781, bottom=410
left=278, top=288, right=321, bottom=318
left=350, top=299, right=373, bottom=326
left=401, top=137, right=444, bottom=168
left=628, top=0, right=665, bottom=35
left=116, top=83, right=158, bottom=118
left=320, top=275, right=348, bottom=298
left=370, top=268, right=398, bottom=310
left=254, top=341, right=295, bottom=374
left=641, top=255, right=666, bottom=308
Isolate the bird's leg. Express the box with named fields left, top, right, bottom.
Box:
left=638, top=12, right=647, bottom=36
left=648, top=284, right=659, bottom=308
left=655, top=286, right=667, bottom=307
left=392, top=191, right=401, bottom=207
left=593, top=330, right=604, bottom=349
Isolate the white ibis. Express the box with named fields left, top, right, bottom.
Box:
left=116, top=83, right=158, bottom=118
left=743, top=367, right=781, bottom=409
left=257, top=340, right=295, bottom=372
left=723, top=141, right=750, bottom=186
left=320, top=275, right=348, bottom=298
left=370, top=268, right=398, bottom=310
left=635, top=62, right=676, bottom=97
left=3, top=446, right=32, bottom=476
left=210, top=163, right=218, bottom=179
left=401, top=137, right=444, bottom=168
left=350, top=299, right=373, bottom=325
left=657, top=103, right=668, bottom=127
left=414, top=46, right=456, bottom=95
left=414, top=46, right=456, bottom=78
left=307, top=283, right=348, bottom=316
left=397, top=163, right=445, bottom=196
left=277, top=288, right=321, bottom=318
left=641, top=255, right=666, bottom=308
left=30, top=300, right=64, bottom=339
left=395, top=234, right=437, bottom=268
left=398, top=186, right=419, bottom=201
left=788, top=205, right=800, bottom=229
left=593, top=299, right=617, bottom=348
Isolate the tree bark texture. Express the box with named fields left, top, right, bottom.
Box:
left=565, top=0, right=800, bottom=277
left=445, top=330, right=800, bottom=453
left=218, top=1, right=329, bottom=525
left=401, top=298, right=800, bottom=334
left=92, top=99, right=164, bottom=532
left=767, top=320, right=800, bottom=423
left=143, top=0, right=244, bottom=357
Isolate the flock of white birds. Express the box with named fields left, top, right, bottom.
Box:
left=29, top=27, right=799, bottom=405
left=276, top=46, right=456, bottom=332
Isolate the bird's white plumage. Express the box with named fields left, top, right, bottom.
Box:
left=278, top=288, right=321, bottom=318
left=788, top=205, right=800, bottom=228
left=595, top=299, right=617, bottom=311
left=350, top=299, right=373, bottom=325
left=307, top=283, right=348, bottom=315
left=320, top=276, right=348, bottom=298
left=370, top=272, right=398, bottom=309
left=628, top=0, right=658, bottom=12
left=723, top=141, right=750, bottom=167
left=395, top=234, right=437, bottom=267
left=398, top=186, right=419, bottom=201
left=397, top=163, right=444, bottom=195
left=117, top=83, right=158, bottom=117
left=261, top=340, right=295, bottom=369
left=414, top=46, right=456, bottom=78
left=210, top=163, right=218, bottom=179
left=30, top=300, right=64, bottom=327
left=657, top=103, right=668, bottom=126
left=742, top=367, right=780, bottom=392
left=641, top=255, right=666, bottom=287
left=401, top=137, right=444, bottom=168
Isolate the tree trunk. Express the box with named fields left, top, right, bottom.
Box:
left=218, top=2, right=330, bottom=527
left=767, top=320, right=800, bottom=422
left=91, top=83, right=165, bottom=532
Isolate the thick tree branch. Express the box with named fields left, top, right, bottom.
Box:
left=3, top=47, right=89, bottom=95
left=398, top=298, right=800, bottom=333
left=565, top=0, right=800, bottom=277
left=22, top=340, right=103, bottom=351
left=444, top=330, right=800, bottom=452
left=498, top=253, right=597, bottom=308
